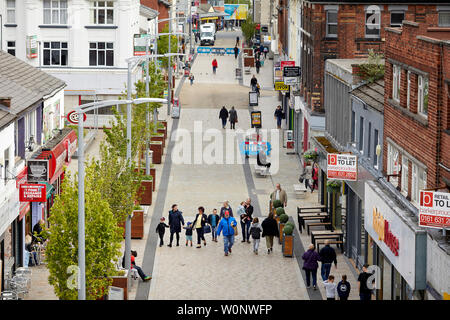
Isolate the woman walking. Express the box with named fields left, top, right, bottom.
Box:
left=192, top=206, right=208, bottom=248
left=212, top=58, right=218, bottom=74
left=238, top=201, right=250, bottom=243
left=261, top=212, right=279, bottom=254
left=302, top=243, right=321, bottom=290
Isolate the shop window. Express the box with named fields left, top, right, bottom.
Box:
left=417, top=75, right=428, bottom=118
left=390, top=11, right=404, bottom=27
left=438, top=11, right=450, bottom=27
left=401, top=156, right=409, bottom=196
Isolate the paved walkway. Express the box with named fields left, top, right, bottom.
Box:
left=24, top=30, right=361, bottom=301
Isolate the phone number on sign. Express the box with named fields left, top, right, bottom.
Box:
left=419, top=214, right=450, bottom=228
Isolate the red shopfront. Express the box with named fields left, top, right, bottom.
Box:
left=27, top=128, right=77, bottom=227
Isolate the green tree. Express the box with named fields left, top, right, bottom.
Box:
left=46, top=166, right=122, bottom=300
left=157, top=24, right=179, bottom=69
left=241, top=14, right=256, bottom=45
left=358, top=49, right=385, bottom=83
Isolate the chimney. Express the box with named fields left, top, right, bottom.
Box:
left=0, top=97, right=12, bottom=109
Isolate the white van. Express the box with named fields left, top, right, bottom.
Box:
left=200, top=23, right=216, bottom=34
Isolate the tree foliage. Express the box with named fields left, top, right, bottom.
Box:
left=46, top=168, right=122, bottom=300
left=358, top=49, right=385, bottom=83
left=157, top=24, right=179, bottom=69
left=241, top=14, right=256, bottom=45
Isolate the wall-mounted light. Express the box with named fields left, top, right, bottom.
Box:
left=376, top=144, right=381, bottom=157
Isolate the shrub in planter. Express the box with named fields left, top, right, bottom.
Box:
left=272, top=199, right=282, bottom=209
left=279, top=214, right=289, bottom=224
left=285, top=222, right=295, bottom=230
left=303, top=149, right=318, bottom=161
left=327, top=180, right=342, bottom=193
left=275, top=207, right=285, bottom=217
left=282, top=225, right=294, bottom=257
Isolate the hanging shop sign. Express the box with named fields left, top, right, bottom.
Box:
left=327, top=153, right=358, bottom=181
left=26, top=35, right=38, bottom=59
left=66, top=110, right=87, bottom=125
left=19, top=184, right=47, bottom=202
left=419, top=190, right=450, bottom=229
left=27, top=159, right=48, bottom=183
left=133, top=34, right=154, bottom=56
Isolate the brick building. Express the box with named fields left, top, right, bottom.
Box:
left=382, top=20, right=450, bottom=300
left=299, top=1, right=450, bottom=114
left=141, top=0, right=171, bottom=33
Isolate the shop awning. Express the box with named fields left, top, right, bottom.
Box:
left=38, top=182, right=55, bottom=199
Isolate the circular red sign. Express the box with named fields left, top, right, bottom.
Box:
left=67, top=111, right=87, bottom=124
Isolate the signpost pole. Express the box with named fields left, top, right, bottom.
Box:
left=124, top=61, right=132, bottom=281
left=145, top=38, right=151, bottom=176
left=77, top=108, right=86, bottom=300
left=167, top=5, right=172, bottom=116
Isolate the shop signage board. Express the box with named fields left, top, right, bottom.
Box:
left=327, top=153, right=358, bottom=181
left=280, top=60, right=295, bottom=70
left=274, top=66, right=283, bottom=83
left=249, top=91, right=258, bottom=106
left=26, top=35, right=38, bottom=59
left=274, top=82, right=289, bottom=91
left=19, top=184, right=47, bottom=202
left=27, top=159, right=48, bottom=183
left=133, top=34, right=154, bottom=56
left=419, top=190, right=450, bottom=229
left=67, top=111, right=87, bottom=125
left=283, top=66, right=301, bottom=85
left=251, top=111, right=262, bottom=128
left=364, top=181, right=426, bottom=290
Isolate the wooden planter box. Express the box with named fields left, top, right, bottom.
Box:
left=136, top=179, right=153, bottom=206
left=244, top=56, right=255, bottom=68
left=157, top=120, right=167, bottom=130
left=151, top=134, right=165, bottom=149
left=150, top=168, right=156, bottom=191
left=243, top=48, right=253, bottom=56
left=119, top=210, right=145, bottom=239
left=279, top=223, right=285, bottom=244
left=150, top=142, right=162, bottom=164
left=157, top=128, right=167, bottom=140
left=110, top=269, right=128, bottom=300
left=282, top=235, right=294, bottom=257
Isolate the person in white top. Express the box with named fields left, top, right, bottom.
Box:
left=323, top=275, right=338, bottom=300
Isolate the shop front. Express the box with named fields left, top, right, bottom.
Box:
left=27, top=128, right=76, bottom=228
left=364, top=180, right=427, bottom=300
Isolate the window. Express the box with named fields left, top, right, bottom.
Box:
left=418, top=75, right=429, bottom=117
left=401, top=156, right=409, bottom=196
left=438, top=11, right=450, bottom=27
left=6, top=0, right=16, bottom=24
left=326, top=10, right=338, bottom=37
left=365, top=8, right=380, bottom=38
left=406, top=71, right=411, bottom=109
left=359, top=116, right=364, bottom=153
left=367, top=122, right=372, bottom=158
left=411, top=163, right=426, bottom=205
left=387, top=143, right=399, bottom=188
left=89, top=42, right=114, bottom=66
left=7, top=41, right=16, bottom=56
left=373, top=129, right=379, bottom=167
left=390, top=11, right=404, bottom=27
left=90, top=1, right=114, bottom=25
left=43, top=41, right=68, bottom=66
left=43, top=0, right=68, bottom=25
left=392, top=65, right=401, bottom=102
left=351, top=110, right=356, bottom=142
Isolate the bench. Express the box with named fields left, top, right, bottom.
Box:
left=299, top=216, right=327, bottom=233
left=293, top=184, right=307, bottom=199
left=316, top=239, right=344, bottom=253
left=306, top=222, right=332, bottom=235
left=254, top=165, right=270, bottom=177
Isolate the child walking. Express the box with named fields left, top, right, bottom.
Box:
left=249, top=217, right=263, bottom=254
left=156, top=217, right=169, bottom=247
left=189, top=73, right=194, bottom=85
left=183, top=222, right=193, bottom=247
left=323, top=275, right=338, bottom=300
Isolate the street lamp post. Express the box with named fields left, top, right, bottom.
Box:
left=75, top=97, right=167, bottom=300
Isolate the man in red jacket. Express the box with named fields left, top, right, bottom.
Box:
left=131, top=250, right=151, bottom=281
left=212, top=59, right=218, bottom=74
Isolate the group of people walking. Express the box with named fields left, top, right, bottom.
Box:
left=155, top=199, right=283, bottom=257
left=219, top=106, right=238, bottom=129
left=299, top=161, right=319, bottom=192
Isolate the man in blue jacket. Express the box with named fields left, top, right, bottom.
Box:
left=216, top=210, right=237, bottom=256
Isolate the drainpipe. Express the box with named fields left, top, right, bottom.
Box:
left=0, top=15, right=3, bottom=51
